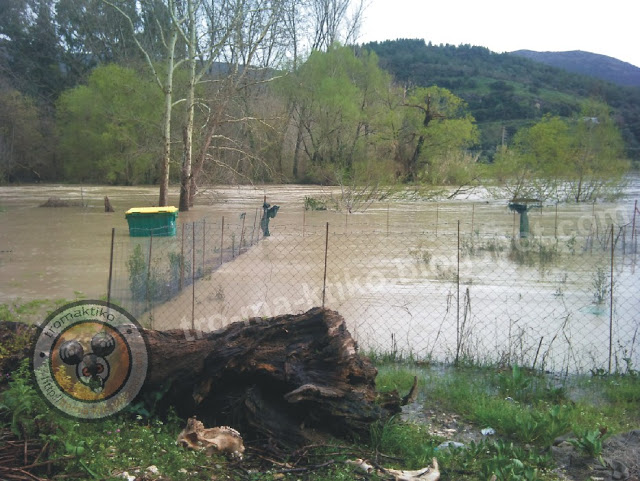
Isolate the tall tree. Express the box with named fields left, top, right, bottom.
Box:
left=186, top=0, right=292, bottom=207
left=492, top=115, right=571, bottom=201
left=102, top=0, right=179, bottom=206
left=308, top=0, right=364, bottom=52
left=493, top=103, right=629, bottom=202
left=277, top=45, right=393, bottom=182
left=398, top=86, right=478, bottom=182
left=567, top=100, right=629, bottom=202
left=0, top=82, right=53, bottom=182
left=56, top=65, right=163, bottom=184
left=55, top=0, right=145, bottom=76
left=0, top=0, right=67, bottom=102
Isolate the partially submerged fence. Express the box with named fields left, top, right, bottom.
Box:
left=107, top=199, right=640, bottom=375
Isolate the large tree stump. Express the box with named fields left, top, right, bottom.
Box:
left=0, top=308, right=400, bottom=448
left=143, top=308, right=400, bottom=446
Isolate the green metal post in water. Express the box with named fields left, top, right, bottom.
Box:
left=508, top=199, right=540, bottom=238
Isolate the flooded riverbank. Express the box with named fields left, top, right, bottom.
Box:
left=1, top=182, right=638, bottom=373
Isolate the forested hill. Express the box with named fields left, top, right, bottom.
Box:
left=364, top=39, right=640, bottom=162
left=510, top=50, right=640, bottom=88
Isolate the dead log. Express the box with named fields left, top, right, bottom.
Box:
left=0, top=308, right=400, bottom=448
left=142, top=308, right=401, bottom=447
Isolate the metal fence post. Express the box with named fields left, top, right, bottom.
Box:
left=146, top=232, right=153, bottom=328
left=322, top=222, right=329, bottom=308
left=632, top=200, right=638, bottom=254
left=455, top=220, right=461, bottom=365
left=220, top=216, right=225, bottom=266
left=471, top=204, right=475, bottom=236
left=608, top=224, right=614, bottom=373
left=107, top=227, right=115, bottom=305
left=192, top=221, right=196, bottom=330
left=202, top=219, right=206, bottom=272
left=386, top=203, right=390, bottom=236
left=180, top=223, right=185, bottom=290
left=240, top=213, right=246, bottom=254
left=251, top=209, right=257, bottom=246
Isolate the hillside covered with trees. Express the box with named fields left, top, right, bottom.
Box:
left=366, top=39, right=640, bottom=164
left=0, top=1, right=635, bottom=208
left=510, top=49, right=640, bottom=88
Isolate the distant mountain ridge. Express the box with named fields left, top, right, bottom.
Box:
left=364, top=39, right=640, bottom=164
left=510, top=50, right=640, bottom=88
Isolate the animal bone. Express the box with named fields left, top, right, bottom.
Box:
left=177, top=417, right=245, bottom=460
left=347, top=457, right=439, bottom=481
left=346, top=458, right=374, bottom=473
left=383, top=458, right=440, bottom=481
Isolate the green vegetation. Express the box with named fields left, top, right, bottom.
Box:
left=1, top=360, right=218, bottom=480
left=2, top=7, right=634, bottom=196
left=492, top=103, right=629, bottom=202
left=375, top=362, right=639, bottom=480
left=367, top=39, right=640, bottom=165
left=1, top=332, right=639, bottom=481
left=57, top=64, right=163, bottom=184
left=127, top=244, right=191, bottom=305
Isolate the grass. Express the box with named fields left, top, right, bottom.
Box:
left=1, top=356, right=638, bottom=480
left=1, top=298, right=639, bottom=480
left=374, top=361, right=640, bottom=480
left=0, top=298, right=74, bottom=324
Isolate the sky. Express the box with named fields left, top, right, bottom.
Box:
left=359, top=0, right=640, bottom=68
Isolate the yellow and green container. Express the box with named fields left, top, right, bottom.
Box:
left=125, top=206, right=178, bottom=237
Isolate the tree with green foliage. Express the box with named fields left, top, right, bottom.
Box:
left=398, top=86, right=479, bottom=183
left=102, top=0, right=178, bottom=205
left=56, top=65, right=162, bottom=184
left=282, top=44, right=394, bottom=183
left=0, top=0, right=67, bottom=102
left=493, top=102, right=629, bottom=202
left=565, top=100, right=629, bottom=202
left=493, top=115, right=572, bottom=200
left=55, top=0, right=145, bottom=76
left=0, top=83, right=54, bottom=182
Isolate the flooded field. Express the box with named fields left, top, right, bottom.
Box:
left=1, top=182, right=639, bottom=374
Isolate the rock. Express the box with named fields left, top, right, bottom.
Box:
left=605, top=459, right=629, bottom=480
left=436, top=441, right=465, bottom=451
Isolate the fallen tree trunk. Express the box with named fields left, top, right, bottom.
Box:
left=142, top=307, right=400, bottom=446
left=0, top=308, right=400, bottom=448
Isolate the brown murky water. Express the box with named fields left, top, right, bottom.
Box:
left=1, top=182, right=638, bottom=373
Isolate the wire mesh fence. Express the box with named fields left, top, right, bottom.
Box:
left=108, top=199, right=640, bottom=375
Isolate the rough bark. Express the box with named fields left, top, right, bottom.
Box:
left=143, top=308, right=400, bottom=447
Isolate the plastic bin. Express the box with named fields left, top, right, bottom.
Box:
left=125, top=207, right=178, bottom=237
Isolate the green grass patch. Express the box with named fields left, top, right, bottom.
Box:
left=2, top=315, right=638, bottom=481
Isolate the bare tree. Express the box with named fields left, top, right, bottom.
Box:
left=309, top=0, right=365, bottom=51
left=188, top=0, right=291, bottom=206
left=102, top=0, right=181, bottom=207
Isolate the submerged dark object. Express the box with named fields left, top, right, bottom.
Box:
left=508, top=198, right=541, bottom=238
left=260, top=202, right=280, bottom=236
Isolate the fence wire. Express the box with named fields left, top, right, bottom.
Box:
left=108, top=200, right=640, bottom=374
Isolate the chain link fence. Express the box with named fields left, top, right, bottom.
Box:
left=107, top=199, right=640, bottom=374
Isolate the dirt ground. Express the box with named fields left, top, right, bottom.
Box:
left=402, top=401, right=640, bottom=480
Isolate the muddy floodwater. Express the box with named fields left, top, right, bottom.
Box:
left=1, top=181, right=639, bottom=373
